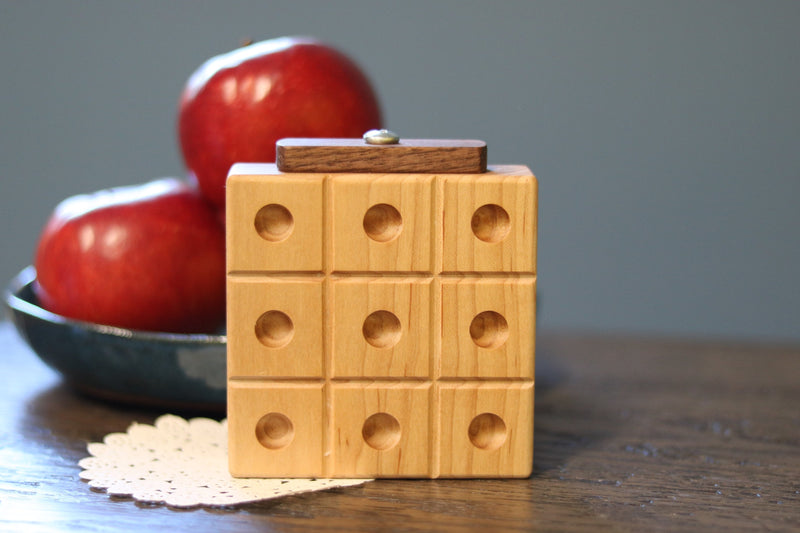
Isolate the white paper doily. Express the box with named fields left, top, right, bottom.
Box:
left=78, top=414, right=371, bottom=508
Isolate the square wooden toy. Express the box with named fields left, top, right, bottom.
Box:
left=226, top=136, right=537, bottom=478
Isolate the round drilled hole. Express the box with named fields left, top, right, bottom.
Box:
left=469, top=311, right=509, bottom=349
left=362, top=412, right=402, bottom=451
left=255, top=204, right=294, bottom=242
left=255, top=412, right=295, bottom=450
left=468, top=413, right=507, bottom=451
left=255, top=310, right=294, bottom=348
left=471, top=204, right=511, bottom=243
left=363, top=203, right=403, bottom=242
left=362, top=310, right=402, bottom=349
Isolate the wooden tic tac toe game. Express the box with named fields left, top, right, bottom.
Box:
left=225, top=131, right=537, bottom=478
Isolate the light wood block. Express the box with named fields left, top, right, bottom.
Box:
left=228, top=381, right=324, bottom=478
left=226, top=276, right=324, bottom=378
left=330, top=173, right=435, bottom=273
left=226, top=165, right=324, bottom=273
left=440, top=277, right=536, bottom=379
left=226, top=148, right=536, bottom=479
left=332, top=382, right=431, bottom=477
left=442, top=165, right=537, bottom=273
left=331, top=277, right=433, bottom=378
left=437, top=382, right=534, bottom=478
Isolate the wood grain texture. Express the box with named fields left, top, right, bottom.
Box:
left=225, top=164, right=537, bottom=478
left=227, top=164, right=536, bottom=275
left=331, top=277, right=432, bottom=378
left=226, top=276, right=324, bottom=378
left=438, top=382, right=534, bottom=478
left=332, top=382, right=432, bottom=477
left=440, top=277, right=536, bottom=379
left=276, top=138, right=487, bottom=174
left=226, top=168, right=325, bottom=273
left=330, top=173, right=435, bottom=272
left=442, top=165, right=537, bottom=273
left=228, top=381, right=324, bottom=478
left=1, top=324, right=799, bottom=531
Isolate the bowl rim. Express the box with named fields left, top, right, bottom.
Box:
left=5, top=266, right=227, bottom=344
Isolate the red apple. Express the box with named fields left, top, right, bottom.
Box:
left=178, top=36, right=383, bottom=209
left=33, top=178, right=226, bottom=333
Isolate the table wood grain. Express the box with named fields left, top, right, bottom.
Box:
left=1, top=321, right=798, bottom=531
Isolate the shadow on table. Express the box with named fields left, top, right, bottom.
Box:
left=18, top=381, right=162, bottom=448
left=533, top=336, right=617, bottom=475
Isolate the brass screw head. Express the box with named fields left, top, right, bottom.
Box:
left=363, top=129, right=400, bottom=145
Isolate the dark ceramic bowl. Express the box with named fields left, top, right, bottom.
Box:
left=4, top=266, right=226, bottom=412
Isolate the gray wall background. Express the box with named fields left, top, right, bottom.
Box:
left=1, top=1, right=798, bottom=342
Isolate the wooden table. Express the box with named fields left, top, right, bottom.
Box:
left=1, top=321, right=798, bottom=531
